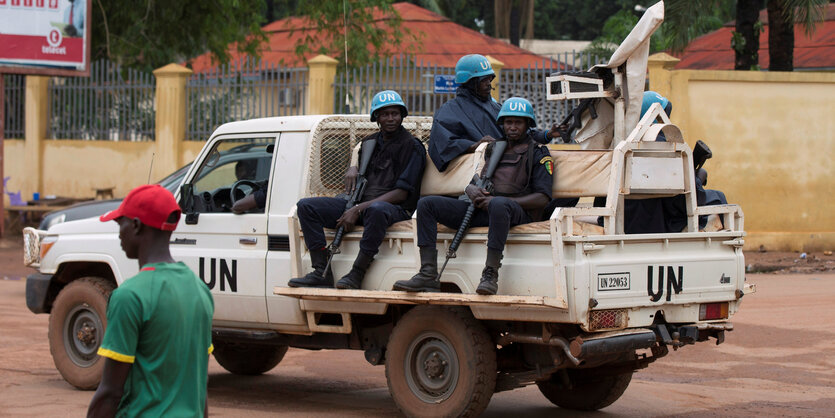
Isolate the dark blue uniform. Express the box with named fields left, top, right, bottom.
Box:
left=428, top=87, right=550, bottom=172
left=417, top=136, right=553, bottom=251
left=298, top=127, right=425, bottom=256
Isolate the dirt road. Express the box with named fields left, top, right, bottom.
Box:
left=1, top=238, right=833, bottom=416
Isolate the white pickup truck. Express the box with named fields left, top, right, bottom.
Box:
left=23, top=104, right=754, bottom=416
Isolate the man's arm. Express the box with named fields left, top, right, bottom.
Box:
left=336, top=139, right=424, bottom=229
left=87, top=359, right=131, bottom=418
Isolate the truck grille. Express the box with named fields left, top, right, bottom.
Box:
left=589, top=309, right=628, bottom=331
left=22, top=227, right=43, bottom=266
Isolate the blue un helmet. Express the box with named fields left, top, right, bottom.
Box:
left=497, top=97, right=536, bottom=128
left=370, top=90, right=408, bottom=122
left=641, top=91, right=672, bottom=119
left=454, top=54, right=495, bottom=84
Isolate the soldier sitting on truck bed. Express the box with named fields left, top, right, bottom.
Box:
left=428, top=54, right=560, bottom=172
left=288, top=90, right=426, bottom=290
left=393, top=98, right=553, bottom=295
left=611, top=92, right=728, bottom=233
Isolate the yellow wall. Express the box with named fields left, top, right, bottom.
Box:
left=650, top=54, right=835, bottom=251
left=6, top=57, right=833, bottom=252
left=42, top=140, right=156, bottom=198
left=4, top=139, right=26, bottom=203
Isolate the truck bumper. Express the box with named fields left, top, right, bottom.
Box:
left=26, top=273, right=53, bottom=314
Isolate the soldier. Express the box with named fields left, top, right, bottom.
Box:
left=428, top=54, right=560, bottom=172
left=288, top=90, right=426, bottom=289
left=394, top=98, right=553, bottom=295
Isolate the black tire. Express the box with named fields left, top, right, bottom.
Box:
left=48, top=277, right=115, bottom=390
left=536, top=368, right=633, bottom=411
left=385, top=306, right=496, bottom=418
left=212, top=341, right=288, bottom=375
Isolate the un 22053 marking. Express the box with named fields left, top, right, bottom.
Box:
left=598, top=272, right=630, bottom=291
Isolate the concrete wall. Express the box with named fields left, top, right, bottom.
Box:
left=6, top=53, right=833, bottom=252
left=2, top=55, right=336, bottom=203
left=649, top=53, right=835, bottom=252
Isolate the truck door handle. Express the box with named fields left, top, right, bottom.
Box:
left=240, top=237, right=257, bottom=245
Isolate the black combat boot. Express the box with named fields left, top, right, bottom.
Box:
left=476, top=249, right=503, bottom=295
left=288, top=248, right=334, bottom=288
left=392, top=247, right=440, bottom=292
left=335, top=251, right=374, bottom=290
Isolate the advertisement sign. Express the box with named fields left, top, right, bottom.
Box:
left=0, top=0, right=91, bottom=76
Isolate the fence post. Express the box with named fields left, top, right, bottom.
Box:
left=152, top=63, right=192, bottom=182
left=485, top=55, right=505, bottom=102
left=647, top=52, right=680, bottom=99
left=23, top=76, right=49, bottom=201
left=307, top=55, right=338, bottom=115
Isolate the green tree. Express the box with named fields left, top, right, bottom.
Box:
left=289, top=0, right=417, bottom=71
left=92, top=0, right=268, bottom=71
left=665, top=0, right=827, bottom=71
left=534, top=0, right=634, bottom=41
left=766, top=0, right=828, bottom=71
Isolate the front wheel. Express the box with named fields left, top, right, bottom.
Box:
left=385, top=306, right=496, bottom=418
left=48, top=277, right=115, bottom=390
left=536, top=368, right=633, bottom=411
left=212, top=341, right=288, bottom=375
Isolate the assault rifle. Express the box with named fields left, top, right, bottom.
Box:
left=324, top=138, right=377, bottom=274
left=437, top=139, right=508, bottom=280
left=558, top=97, right=599, bottom=143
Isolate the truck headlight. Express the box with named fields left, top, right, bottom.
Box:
left=23, top=228, right=48, bottom=266
left=43, top=213, right=66, bottom=230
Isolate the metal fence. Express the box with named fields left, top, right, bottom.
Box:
left=187, top=58, right=308, bottom=140
left=48, top=60, right=156, bottom=141
left=500, top=51, right=607, bottom=126
left=334, top=55, right=456, bottom=117
left=335, top=52, right=606, bottom=129
left=3, top=74, right=25, bottom=139
left=308, top=116, right=433, bottom=197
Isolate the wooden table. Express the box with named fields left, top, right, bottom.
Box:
left=5, top=204, right=68, bottom=230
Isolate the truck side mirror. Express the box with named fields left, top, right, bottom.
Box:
left=179, top=184, right=199, bottom=225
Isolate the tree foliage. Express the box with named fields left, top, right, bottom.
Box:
left=289, top=0, right=417, bottom=71
left=91, top=0, right=267, bottom=71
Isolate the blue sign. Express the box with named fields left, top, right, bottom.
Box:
left=434, top=75, right=457, bottom=94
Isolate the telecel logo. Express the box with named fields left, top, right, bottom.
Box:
left=43, top=28, right=67, bottom=55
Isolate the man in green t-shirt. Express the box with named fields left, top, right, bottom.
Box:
left=88, top=184, right=214, bottom=418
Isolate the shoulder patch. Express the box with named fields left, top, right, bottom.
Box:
left=539, top=155, right=554, bottom=175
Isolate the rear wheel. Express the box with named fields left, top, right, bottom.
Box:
left=48, top=277, right=115, bottom=390
left=385, top=306, right=496, bottom=418
left=536, top=368, right=633, bottom=411
left=212, top=341, right=288, bottom=375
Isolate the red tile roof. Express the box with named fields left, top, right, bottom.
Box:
left=189, top=2, right=557, bottom=73
left=675, top=4, right=835, bottom=71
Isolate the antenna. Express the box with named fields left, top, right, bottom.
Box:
left=343, top=0, right=350, bottom=107
left=147, top=152, right=155, bottom=184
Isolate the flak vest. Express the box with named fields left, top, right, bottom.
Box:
left=359, top=127, right=421, bottom=212
left=480, top=137, right=544, bottom=221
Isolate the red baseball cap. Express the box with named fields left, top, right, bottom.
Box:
left=100, top=185, right=181, bottom=231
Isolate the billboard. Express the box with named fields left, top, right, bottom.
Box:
left=0, top=0, right=91, bottom=76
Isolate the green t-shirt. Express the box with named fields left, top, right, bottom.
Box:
left=98, top=262, right=214, bottom=418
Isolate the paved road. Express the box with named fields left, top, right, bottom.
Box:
left=1, top=249, right=833, bottom=416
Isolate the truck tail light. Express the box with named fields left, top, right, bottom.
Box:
left=589, top=309, right=627, bottom=331
left=699, top=302, right=728, bottom=320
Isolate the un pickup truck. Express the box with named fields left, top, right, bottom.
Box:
left=23, top=104, right=754, bottom=416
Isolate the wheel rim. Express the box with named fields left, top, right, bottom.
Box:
left=404, top=331, right=460, bottom=403
left=63, top=303, right=103, bottom=367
